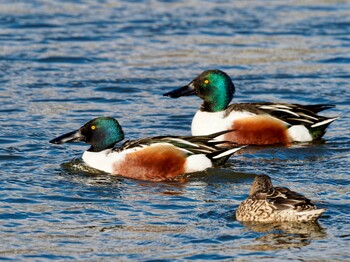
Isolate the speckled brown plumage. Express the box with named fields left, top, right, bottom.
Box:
left=236, top=175, right=325, bottom=222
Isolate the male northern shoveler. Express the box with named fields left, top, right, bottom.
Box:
left=235, top=175, right=325, bottom=222
left=50, top=117, right=244, bottom=182
left=163, top=70, right=338, bottom=145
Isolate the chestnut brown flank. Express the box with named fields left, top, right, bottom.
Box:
left=113, top=144, right=187, bottom=181
left=224, top=115, right=290, bottom=145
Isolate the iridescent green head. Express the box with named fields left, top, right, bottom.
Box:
left=50, top=117, right=125, bottom=152
left=163, top=70, right=235, bottom=112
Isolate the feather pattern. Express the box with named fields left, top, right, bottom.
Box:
left=116, top=130, right=242, bottom=166
left=225, top=102, right=337, bottom=128
left=236, top=175, right=325, bottom=222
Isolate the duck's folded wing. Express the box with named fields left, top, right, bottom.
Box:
left=265, top=187, right=317, bottom=211
left=226, top=102, right=336, bottom=127
left=116, top=130, right=238, bottom=155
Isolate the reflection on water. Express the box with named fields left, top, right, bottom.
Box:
left=240, top=221, right=326, bottom=251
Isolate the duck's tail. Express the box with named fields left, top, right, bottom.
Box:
left=309, top=116, right=339, bottom=139
left=297, top=208, right=326, bottom=222
left=207, top=145, right=246, bottom=166
left=302, top=104, right=335, bottom=113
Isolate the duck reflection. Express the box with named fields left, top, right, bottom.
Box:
left=240, top=221, right=327, bottom=251
left=59, top=158, right=124, bottom=186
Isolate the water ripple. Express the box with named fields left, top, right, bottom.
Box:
left=0, top=0, right=349, bottom=261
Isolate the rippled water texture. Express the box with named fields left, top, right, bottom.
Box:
left=1, top=0, right=349, bottom=260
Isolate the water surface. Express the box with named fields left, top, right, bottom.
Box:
left=0, top=0, right=349, bottom=260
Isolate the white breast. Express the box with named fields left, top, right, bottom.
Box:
left=82, top=146, right=145, bottom=174
left=191, top=110, right=254, bottom=138
left=82, top=149, right=124, bottom=173
left=82, top=143, right=181, bottom=174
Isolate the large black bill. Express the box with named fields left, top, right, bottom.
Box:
left=49, top=129, right=85, bottom=144
left=163, top=83, right=196, bottom=98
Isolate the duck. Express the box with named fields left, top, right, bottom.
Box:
left=50, top=117, right=244, bottom=182
left=163, top=69, right=338, bottom=145
left=235, top=174, right=326, bottom=222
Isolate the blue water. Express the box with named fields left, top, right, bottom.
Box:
left=1, top=0, right=349, bottom=260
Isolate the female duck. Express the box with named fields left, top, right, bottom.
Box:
left=50, top=117, right=243, bottom=182
left=164, top=70, right=338, bottom=145
left=236, top=175, right=325, bottom=222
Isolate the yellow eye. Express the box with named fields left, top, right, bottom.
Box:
left=204, top=79, right=209, bottom=84
left=91, top=125, right=96, bottom=130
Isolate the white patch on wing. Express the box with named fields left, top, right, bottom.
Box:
left=287, top=125, right=313, bottom=142
left=274, top=108, right=300, bottom=117
left=191, top=110, right=254, bottom=139
left=166, top=138, right=200, bottom=147
left=259, top=106, right=300, bottom=117
left=298, top=112, right=318, bottom=121
left=213, top=146, right=246, bottom=159
left=311, top=117, right=339, bottom=128
left=288, top=118, right=314, bottom=124
left=185, top=154, right=212, bottom=173
left=259, top=104, right=293, bottom=110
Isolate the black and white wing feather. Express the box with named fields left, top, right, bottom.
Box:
left=115, top=130, right=244, bottom=166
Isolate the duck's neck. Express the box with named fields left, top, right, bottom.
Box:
left=87, top=130, right=124, bottom=152
left=200, top=93, right=233, bottom=112
left=88, top=144, right=115, bottom=152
